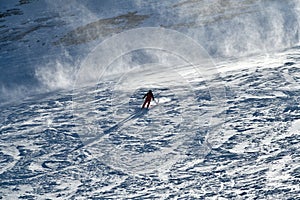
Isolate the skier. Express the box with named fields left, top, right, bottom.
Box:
left=142, top=90, right=154, bottom=109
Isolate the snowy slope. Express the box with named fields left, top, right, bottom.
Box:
left=1, top=0, right=300, bottom=102
left=1, top=0, right=300, bottom=199
left=1, top=48, right=300, bottom=199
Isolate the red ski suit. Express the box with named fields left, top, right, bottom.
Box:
left=142, top=90, right=154, bottom=109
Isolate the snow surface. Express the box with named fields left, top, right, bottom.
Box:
left=1, top=0, right=300, bottom=199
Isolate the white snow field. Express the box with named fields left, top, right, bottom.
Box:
left=1, top=0, right=300, bottom=199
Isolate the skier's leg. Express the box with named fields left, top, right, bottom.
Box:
left=142, top=100, right=147, bottom=108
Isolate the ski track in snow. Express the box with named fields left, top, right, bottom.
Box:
left=1, top=49, right=300, bottom=199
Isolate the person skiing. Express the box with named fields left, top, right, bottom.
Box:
left=142, top=90, right=154, bottom=109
